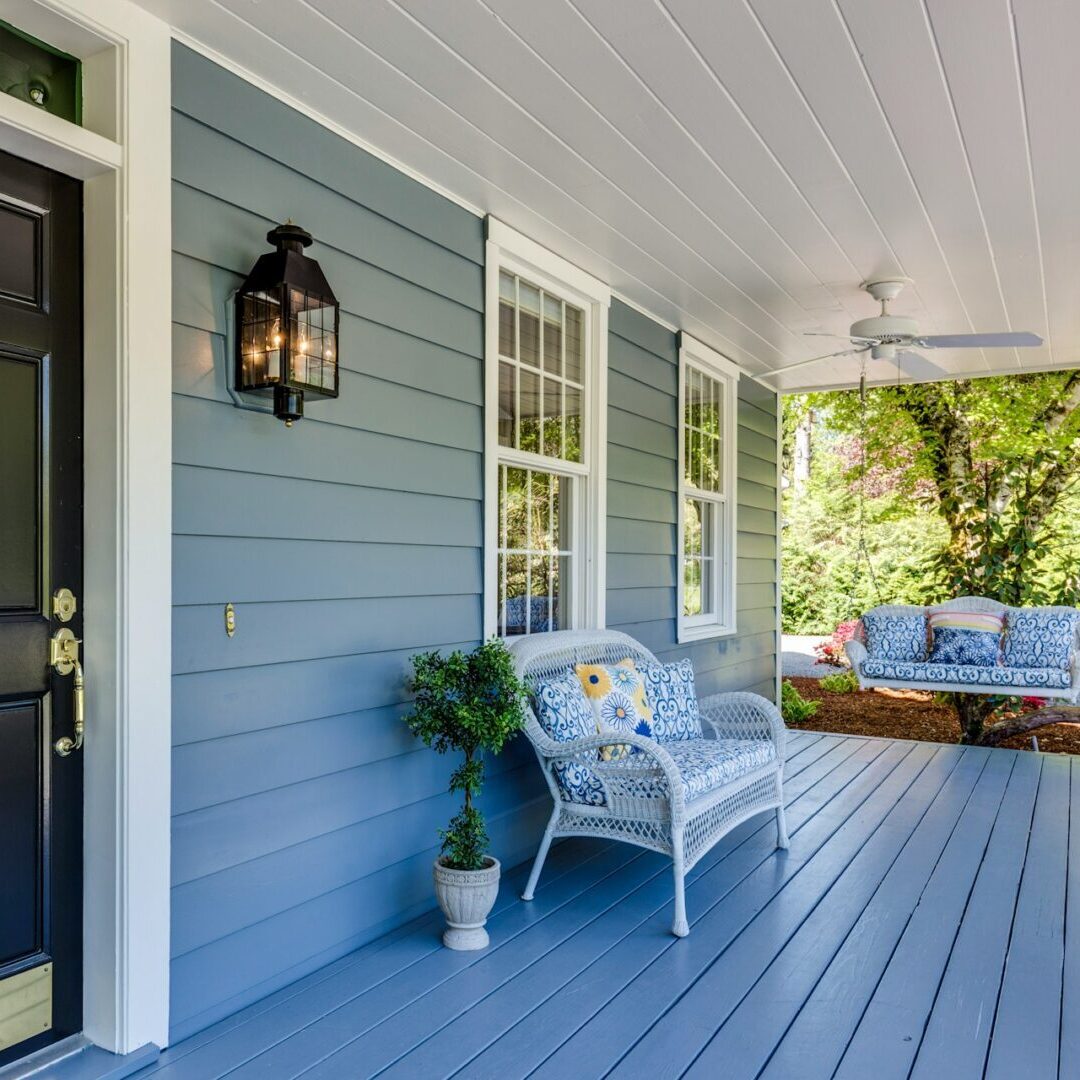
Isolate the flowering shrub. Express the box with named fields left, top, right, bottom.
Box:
left=1020, top=696, right=1049, bottom=712
left=814, top=620, right=859, bottom=667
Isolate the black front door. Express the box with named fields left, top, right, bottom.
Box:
left=0, top=148, right=83, bottom=1065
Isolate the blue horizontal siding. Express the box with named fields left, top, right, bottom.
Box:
left=168, top=47, right=780, bottom=1045
left=167, top=43, right=545, bottom=1041
left=606, top=300, right=779, bottom=697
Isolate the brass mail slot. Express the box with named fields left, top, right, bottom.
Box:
left=0, top=963, right=52, bottom=1052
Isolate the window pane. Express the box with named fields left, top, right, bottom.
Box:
left=519, top=367, right=541, bottom=453
left=684, top=498, right=703, bottom=558
left=564, top=303, right=583, bottom=384
left=684, top=558, right=702, bottom=617
left=565, top=384, right=582, bottom=463
left=699, top=556, right=715, bottom=616
left=542, top=377, right=563, bottom=459
left=543, top=295, right=562, bottom=375
left=499, top=272, right=516, bottom=358
left=504, top=466, right=527, bottom=550
left=503, top=554, right=528, bottom=635
left=497, top=466, right=571, bottom=636
left=519, top=282, right=540, bottom=368
left=498, top=361, right=516, bottom=448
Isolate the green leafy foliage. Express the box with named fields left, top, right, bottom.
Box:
left=781, top=680, right=820, bottom=725
left=782, top=372, right=1080, bottom=633
left=405, top=640, right=528, bottom=871
left=820, top=670, right=859, bottom=694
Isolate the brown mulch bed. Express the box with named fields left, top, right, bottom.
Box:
left=787, top=675, right=1080, bottom=755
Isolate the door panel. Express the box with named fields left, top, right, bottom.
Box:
left=0, top=148, right=82, bottom=1067
left=0, top=352, right=41, bottom=611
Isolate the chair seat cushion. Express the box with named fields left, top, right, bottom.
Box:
left=1003, top=611, right=1078, bottom=671
left=640, top=659, right=703, bottom=742
left=861, top=658, right=1072, bottom=690
left=630, top=738, right=776, bottom=803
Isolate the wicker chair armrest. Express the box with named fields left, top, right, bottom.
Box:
left=697, top=691, right=786, bottom=756
left=845, top=638, right=868, bottom=683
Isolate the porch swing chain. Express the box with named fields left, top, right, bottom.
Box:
left=856, top=363, right=884, bottom=607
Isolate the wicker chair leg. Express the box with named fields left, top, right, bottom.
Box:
left=671, top=826, right=689, bottom=938
left=522, top=804, right=559, bottom=901
left=775, top=775, right=790, bottom=850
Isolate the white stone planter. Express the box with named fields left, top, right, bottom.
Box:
left=433, top=855, right=501, bottom=950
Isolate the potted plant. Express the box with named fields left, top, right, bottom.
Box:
left=405, top=639, right=527, bottom=950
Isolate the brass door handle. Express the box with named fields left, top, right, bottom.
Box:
left=50, top=628, right=84, bottom=756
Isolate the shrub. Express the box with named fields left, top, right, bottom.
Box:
left=405, top=640, right=528, bottom=870
left=820, top=670, right=859, bottom=694
left=781, top=680, right=820, bottom=725
left=814, top=620, right=859, bottom=667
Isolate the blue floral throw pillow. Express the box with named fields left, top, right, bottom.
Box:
left=641, top=659, right=703, bottom=743
left=533, top=675, right=605, bottom=806
left=861, top=613, right=928, bottom=663
left=1003, top=611, right=1079, bottom=671
left=927, top=610, right=1003, bottom=668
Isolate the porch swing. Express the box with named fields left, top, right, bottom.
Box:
left=841, top=368, right=1080, bottom=702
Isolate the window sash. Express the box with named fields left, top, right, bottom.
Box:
left=678, top=343, right=737, bottom=639
left=484, top=220, right=609, bottom=641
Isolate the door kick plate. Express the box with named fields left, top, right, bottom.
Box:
left=0, top=963, right=52, bottom=1051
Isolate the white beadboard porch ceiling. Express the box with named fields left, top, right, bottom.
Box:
left=142, top=0, right=1080, bottom=393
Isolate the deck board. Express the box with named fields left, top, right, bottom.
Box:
left=135, top=734, right=1077, bottom=1080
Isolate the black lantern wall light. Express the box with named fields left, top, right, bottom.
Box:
left=235, top=222, right=340, bottom=426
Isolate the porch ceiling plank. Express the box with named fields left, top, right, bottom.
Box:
left=135, top=0, right=1080, bottom=386
left=1011, top=0, right=1080, bottom=373
left=836, top=749, right=1041, bottom=1080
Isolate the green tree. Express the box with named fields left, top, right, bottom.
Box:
left=803, top=372, right=1080, bottom=744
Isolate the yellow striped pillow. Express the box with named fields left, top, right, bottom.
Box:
left=928, top=610, right=1004, bottom=636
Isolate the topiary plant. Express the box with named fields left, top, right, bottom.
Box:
left=781, top=679, right=820, bottom=725
left=405, top=639, right=528, bottom=871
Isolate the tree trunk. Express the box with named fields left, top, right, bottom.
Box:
left=793, top=409, right=813, bottom=499
left=974, top=705, right=1080, bottom=746
left=953, top=693, right=998, bottom=744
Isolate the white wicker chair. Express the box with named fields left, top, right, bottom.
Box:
left=510, top=629, right=787, bottom=937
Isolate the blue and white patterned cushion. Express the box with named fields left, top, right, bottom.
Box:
left=621, top=738, right=777, bottom=802
left=862, top=612, right=928, bottom=662
left=533, top=675, right=606, bottom=806
left=502, top=595, right=555, bottom=634
left=860, top=659, right=1071, bottom=690
left=927, top=627, right=999, bottom=667
left=1002, top=611, right=1078, bottom=671
left=640, top=659, right=703, bottom=743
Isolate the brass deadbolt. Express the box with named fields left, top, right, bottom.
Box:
left=53, top=587, right=77, bottom=623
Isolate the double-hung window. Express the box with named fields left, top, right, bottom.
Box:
left=484, top=220, right=609, bottom=639
left=678, top=335, right=738, bottom=641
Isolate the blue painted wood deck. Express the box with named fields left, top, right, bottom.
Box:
left=135, top=733, right=1077, bottom=1079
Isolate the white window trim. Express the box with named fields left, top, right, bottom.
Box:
left=483, top=218, right=610, bottom=640
left=0, top=0, right=173, bottom=1056
left=678, top=334, right=739, bottom=643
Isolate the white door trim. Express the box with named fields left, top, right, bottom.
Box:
left=0, top=0, right=172, bottom=1055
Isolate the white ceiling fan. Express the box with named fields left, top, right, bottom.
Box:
left=764, top=278, right=1043, bottom=380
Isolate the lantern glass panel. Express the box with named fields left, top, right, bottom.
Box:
left=288, top=287, right=338, bottom=393
left=239, top=289, right=283, bottom=389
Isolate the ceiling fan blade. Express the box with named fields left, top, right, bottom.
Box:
left=917, top=331, right=1043, bottom=349
left=762, top=346, right=870, bottom=378
left=896, top=350, right=948, bottom=381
